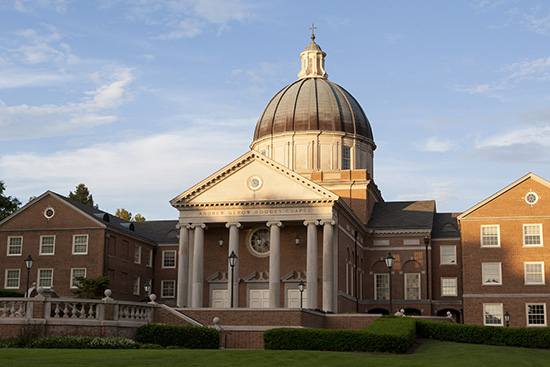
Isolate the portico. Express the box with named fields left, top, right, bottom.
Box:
left=171, top=151, right=346, bottom=312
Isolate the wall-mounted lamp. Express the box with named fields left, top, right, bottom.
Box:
left=295, top=234, right=300, bottom=245
left=219, top=238, right=224, bottom=247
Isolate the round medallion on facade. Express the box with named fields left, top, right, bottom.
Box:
left=44, top=207, right=55, bottom=219
left=247, top=227, right=270, bottom=257
left=525, top=191, right=539, bottom=205
left=247, top=176, right=263, bottom=191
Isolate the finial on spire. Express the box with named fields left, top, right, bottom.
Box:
left=309, top=23, right=317, bottom=41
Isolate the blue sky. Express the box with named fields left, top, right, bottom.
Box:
left=1, top=0, right=550, bottom=220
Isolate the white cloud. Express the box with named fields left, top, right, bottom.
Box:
left=523, top=9, right=550, bottom=35
left=0, top=127, right=249, bottom=218
left=421, top=137, right=455, bottom=152
left=476, top=125, right=550, bottom=148
left=0, top=67, right=134, bottom=140
left=454, top=57, right=550, bottom=96
left=14, top=0, right=73, bottom=14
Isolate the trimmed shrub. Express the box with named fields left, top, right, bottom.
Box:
left=0, top=338, right=20, bottom=348
left=264, top=316, right=416, bottom=353
left=136, top=323, right=219, bottom=349
left=139, top=343, right=164, bottom=349
left=416, top=319, right=550, bottom=349
left=0, top=290, right=24, bottom=297
left=27, top=335, right=139, bottom=349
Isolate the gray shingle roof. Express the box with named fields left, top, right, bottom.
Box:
left=367, top=201, right=435, bottom=230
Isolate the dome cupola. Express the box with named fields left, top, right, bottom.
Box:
left=251, top=29, right=375, bottom=177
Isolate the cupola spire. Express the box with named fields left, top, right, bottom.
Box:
left=298, top=23, right=328, bottom=79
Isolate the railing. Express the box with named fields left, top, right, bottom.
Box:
left=0, top=288, right=156, bottom=323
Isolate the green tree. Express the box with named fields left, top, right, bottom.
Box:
left=69, top=183, right=97, bottom=208
left=72, top=276, right=110, bottom=299
left=0, top=181, right=21, bottom=220
left=116, top=208, right=146, bottom=222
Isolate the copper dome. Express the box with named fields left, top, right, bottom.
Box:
left=253, top=77, right=374, bottom=142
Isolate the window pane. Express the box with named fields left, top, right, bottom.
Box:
left=484, top=304, right=502, bottom=325
left=71, top=268, right=86, bottom=287
left=483, top=263, right=501, bottom=284
left=41, top=236, right=55, bottom=254
left=73, top=235, right=88, bottom=253
left=163, top=251, right=176, bottom=267
left=524, top=225, right=542, bottom=246
left=441, top=246, right=456, bottom=264
left=39, top=269, right=53, bottom=287
left=162, top=281, right=175, bottom=297
left=342, top=146, right=351, bottom=170
left=6, top=269, right=20, bottom=288
left=525, top=262, right=544, bottom=284
left=405, top=274, right=420, bottom=300
left=8, top=237, right=22, bottom=255
left=375, top=274, right=389, bottom=300
left=441, top=277, right=457, bottom=296
left=481, top=226, right=499, bottom=246
left=527, top=304, right=546, bottom=325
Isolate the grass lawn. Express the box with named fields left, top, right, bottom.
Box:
left=1, top=341, right=549, bottom=367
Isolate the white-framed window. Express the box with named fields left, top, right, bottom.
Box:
left=133, top=276, right=140, bottom=295
left=440, top=245, right=457, bottom=265
left=481, top=225, right=500, bottom=247
left=7, top=236, right=22, bottom=256
left=374, top=273, right=389, bottom=300
left=162, top=250, right=176, bottom=268
left=524, top=224, right=543, bottom=247
left=5, top=269, right=20, bottom=289
left=72, top=234, right=88, bottom=254
left=525, top=262, right=545, bottom=285
left=134, top=245, right=141, bottom=264
left=405, top=273, right=420, bottom=300
left=526, top=303, right=547, bottom=326
left=145, top=249, right=153, bottom=267
left=70, top=268, right=86, bottom=288
left=482, top=263, right=502, bottom=285
left=342, top=146, right=351, bottom=170
left=40, top=235, right=55, bottom=255
left=38, top=269, right=53, bottom=288
left=161, top=280, right=175, bottom=298
left=484, top=303, right=503, bottom=326
left=441, top=277, right=457, bottom=297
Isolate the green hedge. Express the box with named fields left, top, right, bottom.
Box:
left=27, top=335, right=139, bottom=349
left=136, top=323, right=219, bottom=349
left=0, top=290, right=25, bottom=297
left=264, top=316, right=415, bottom=353
left=416, top=319, right=550, bottom=349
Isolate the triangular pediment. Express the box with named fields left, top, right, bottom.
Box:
left=458, top=172, right=550, bottom=219
left=171, top=151, right=339, bottom=208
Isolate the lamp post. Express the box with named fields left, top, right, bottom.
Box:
left=385, top=252, right=395, bottom=316
left=24, top=255, right=34, bottom=315
left=298, top=280, right=306, bottom=308
left=144, top=281, right=150, bottom=302
left=228, top=251, right=238, bottom=308
left=504, top=311, right=511, bottom=327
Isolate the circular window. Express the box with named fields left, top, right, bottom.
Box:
left=247, top=176, right=263, bottom=191
left=248, top=227, right=270, bottom=257
left=44, top=207, right=55, bottom=219
left=525, top=192, right=539, bottom=205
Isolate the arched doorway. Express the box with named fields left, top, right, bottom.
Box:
left=437, top=308, right=461, bottom=323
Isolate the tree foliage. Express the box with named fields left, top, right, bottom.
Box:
left=72, top=276, right=110, bottom=299
left=115, top=208, right=146, bottom=222
left=69, top=183, right=97, bottom=208
left=0, top=181, right=22, bottom=220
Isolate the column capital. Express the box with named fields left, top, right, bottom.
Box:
left=190, top=223, right=207, bottom=229
left=266, top=221, right=283, bottom=228
left=303, top=220, right=320, bottom=226
left=225, top=222, right=242, bottom=229
left=320, top=220, right=336, bottom=226
left=176, top=222, right=191, bottom=229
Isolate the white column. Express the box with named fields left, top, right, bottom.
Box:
left=304, top=220, right=319, bottom=309
left=226, top=222, right=241, bottom=308
left=191, top=223, right=206, bottom=308
left=267, top=221, right=283, bottom=308
left=187, top=227, right=194, bottom=306
left=321, top=220, right=335, bottom=312
left=176, top=223, right=189, bottom=308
